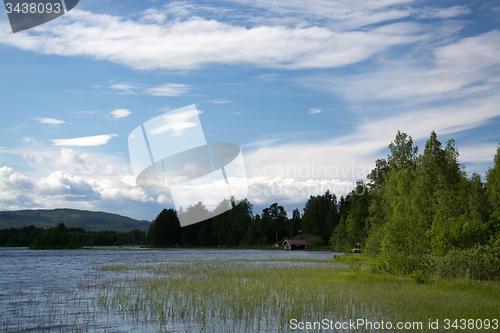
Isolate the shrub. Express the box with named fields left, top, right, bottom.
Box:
left=431, top=245, right=500, bottom=281
left=410, top=270, right=428, bottom=284
left=389, top=253, right=423, bottom=276
left=369, top=259, right=391, bottom=274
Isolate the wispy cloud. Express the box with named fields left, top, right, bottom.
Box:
left=34, top=117, right=65, bottom=125
left=256, top=74, right=278, bottom=82
left=144, top=83, right=191, bottom=96
left=51, top=134, right=118, bottom=146
left=415, top=5, right=470, bottom=19
left=0, top=9, right=427, bottom=71
left=208, top=99, right=233, bottom=104
left=109, top=109, right=132, bottom=118
left=301, top=31, right=500, bottom=103
left=308, top=108, right=321, bottom=114
left=22, top=137, right=43, bottom=145
left=110, top=84, right=138, bottom=95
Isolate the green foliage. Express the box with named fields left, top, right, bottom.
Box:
left=302, top=190, right=338, bottom=242
left=0, top=225, right=43, bottom=247
left=364, top=226, right=383, bottom=256
left=486, top=144, right=500, bottom=230
left=288, top=208, right=301, bottom=238
left=431, top=245, right=500, bottom=281
left=360, top=131, right=500, bottom=280
left=410, top=270, right=428, bottom=284
left=387, top=130, right=419, bottom=172
left=262, top=203, right=287, bottom=244
left=389, top=254, right=424, bottom=276
left=148, top=208, right=181, bottom=247
left=24, top=223, right=146, bottom=249
left=329, top=216, right=351, bottom=251
left=381, top=168, right=427, bottom=258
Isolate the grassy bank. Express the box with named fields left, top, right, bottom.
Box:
left=98, top=257, right=500, bottom=332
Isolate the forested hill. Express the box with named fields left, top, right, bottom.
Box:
left=0, top=209, right=150, bottom=231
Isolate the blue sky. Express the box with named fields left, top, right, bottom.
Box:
left=1, top=0, right=499, bottom=221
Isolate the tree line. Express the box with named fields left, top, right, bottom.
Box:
left=0, top=224, right=146, bottom=249
left=147, top=131, right=500, bottom=279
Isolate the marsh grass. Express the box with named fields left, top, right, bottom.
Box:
left=98, top=258, right=500, bottom=332
left=2, top=256, right=499, bottom=332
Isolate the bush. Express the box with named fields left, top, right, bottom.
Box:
left=364, top=228, right=383, bottom=256
left=369, top=259, right=391, bottom=274
left=410, top=270, right=428, bottom=284
left=389, top=253, right=423, bottom=276
left=431, top=245, right=500, bottom=281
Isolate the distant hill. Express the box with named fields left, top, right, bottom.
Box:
left=0, top=209, right=150, bottom=231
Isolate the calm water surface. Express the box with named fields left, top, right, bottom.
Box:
left=0, top=248, right=338, bottom=332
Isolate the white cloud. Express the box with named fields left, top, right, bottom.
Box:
left=110, top=84, right=137, bottom=95
left=144, top=84, right=191, bottom=96
left=23, top=153, right=48, bottom=168
left=0, top=9, right=426, bottom=71
left=454, top=143, right=499, bottom=164
left=415, top=6, right=470, bottom=19
left=230, top=0, right=414, bottom=30
left=246, top=176, right=355, bottom=206
left=256, top=74, right=278, bottom=82
left=56, top=148, right=108, bottom=175
left=34, top=117, right=65, bottom=125
left=302, top=30, right=500, bottom=103
left=156, top=194, right=172, bottom=204
left=308, top=108, right=321, bottom=114
left=36, top=171, right=99, bottom=198
left=51, top=134, right=118, bottom=146
left=22, top=137, right=43, bottom=145
left=243, top=93, right=499, bottom=202
left=148, top=110, right=202, bottom=136
left=140, top=8, right=167, bottom=24
left=109, top=109, right=132, bottom=118
left=208, top=99, right=233, bottom=104
left=158, top=106, right=172, bottom=113
left=0, top=166, right=34, bottom=190
left=0, top=155, right=163, bottom=220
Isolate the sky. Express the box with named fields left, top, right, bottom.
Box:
left=0, top=0, right=499, bottom=221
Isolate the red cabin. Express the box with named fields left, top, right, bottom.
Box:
left=282, top=239, right=308, bottom=251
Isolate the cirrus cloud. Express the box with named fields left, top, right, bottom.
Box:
left=51, top=134, right=118, bottom=146
left=34, top=117, right=65, bottom=125
left=0, top=9, right=427, bottom=71
left=144, top=84, right=192, bottom=96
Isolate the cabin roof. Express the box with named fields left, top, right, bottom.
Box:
left=283, top=239, right=308, bottom=245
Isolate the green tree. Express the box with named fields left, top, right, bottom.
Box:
left=486, top=144, right=500, bottom=234
left=262, top=203, right=287, bottom=244
left=289, top=208, right=301, bottom=238
left=345, top=181, right=370, bottom=244
left=302, top=190, right=337, bottom=242
left=387, top=130, right=419, bottom=172
left=148, top=209, right=181, bottom=247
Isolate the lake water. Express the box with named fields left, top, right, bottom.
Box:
left=0, top=248, right=339, bottom=332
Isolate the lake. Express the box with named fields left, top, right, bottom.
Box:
left=0, top=248, right=340, bottom=332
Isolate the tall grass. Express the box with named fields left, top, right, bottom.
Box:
left=98, top=258, right=500, bottom=332
left=2, top=257, right=499, bottom=332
